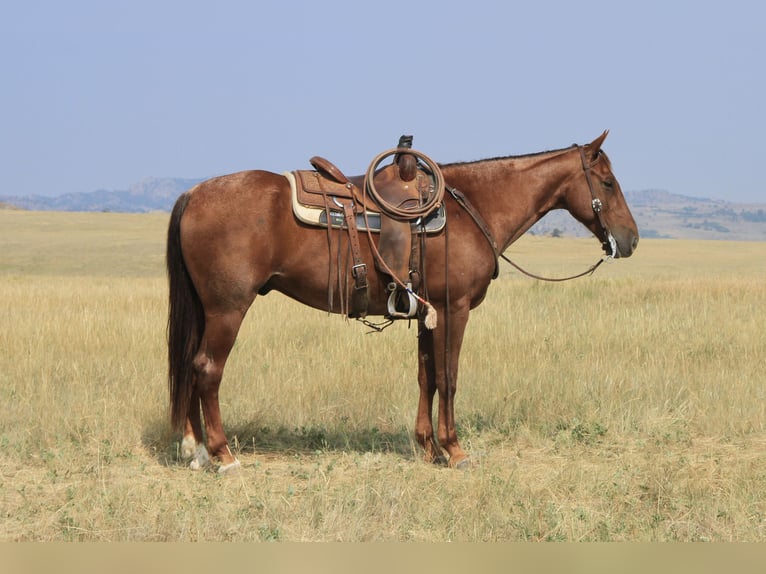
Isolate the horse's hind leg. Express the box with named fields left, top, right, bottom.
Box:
left=190, top=309, right=246, bottom=473
left=181, top=389, right=208, bottom=468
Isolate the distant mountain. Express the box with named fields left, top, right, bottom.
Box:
left=622, top=189, right=714, bottom=206
left=0, top=177, right=202, bottom=213
left=531, top=189, right=766, bottom=242
left=1, top=180, right=764, bottom=241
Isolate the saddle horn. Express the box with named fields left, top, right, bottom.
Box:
left=395, top=135, right=417, bottom=182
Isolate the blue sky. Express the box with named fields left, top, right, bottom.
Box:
left=1, top=0, right=764, bottom=202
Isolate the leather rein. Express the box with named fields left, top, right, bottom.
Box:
left=447, top=144, right=614, bottom=283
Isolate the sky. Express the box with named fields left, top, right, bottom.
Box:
left=1, top=0, right=764, bottom=202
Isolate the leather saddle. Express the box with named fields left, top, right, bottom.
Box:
left=294, top=156, right=435, bottom=217
left=288, top=137, right=443, bottom=320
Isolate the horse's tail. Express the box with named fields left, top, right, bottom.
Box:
left=166, top=192, right=203, bottom=431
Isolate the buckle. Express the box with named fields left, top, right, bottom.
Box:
left=352, top=263, right=367, bottom=278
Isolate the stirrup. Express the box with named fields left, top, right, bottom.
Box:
left=386, top=282, right=418, bottom=319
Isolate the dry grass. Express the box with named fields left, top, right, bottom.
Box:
left=1, top=210, right=765, bottom=541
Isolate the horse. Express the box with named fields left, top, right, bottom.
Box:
left=166, top=130, right=639, bottom=472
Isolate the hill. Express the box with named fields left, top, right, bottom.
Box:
left=0, top=177, right=202, bottom=213
left=1, top=179, right=764, bottom=241
left=531, top=189, right=766, bottom=242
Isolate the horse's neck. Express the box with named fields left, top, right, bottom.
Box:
left=442, top=151, right=572, bottom=250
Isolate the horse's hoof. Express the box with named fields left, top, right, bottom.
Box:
left=218, top=459, right=242, bottom=475
left=424, top=452, right=448, bottom=466
left=180, top=436, right=198, bottom=460
left=433, top=455, right=449, bottom=467
left=451, top=456, right=472, bottom=470
left=188, top=445, right=211, bottom=470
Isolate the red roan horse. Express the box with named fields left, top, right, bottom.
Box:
left=167, top=131, right=639, bottom=472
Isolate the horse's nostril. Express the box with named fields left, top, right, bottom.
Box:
left=632, top=236, right=640, bottom=251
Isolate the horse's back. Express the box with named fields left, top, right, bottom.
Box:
left=184, top=169, right=287, bottom=212
left=180, top=169, right=293, bottom=241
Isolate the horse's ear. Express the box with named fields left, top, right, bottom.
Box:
left=586, top=130, right=609, bottom=160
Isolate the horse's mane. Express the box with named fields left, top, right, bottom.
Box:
left=439, top=145, right=574, bottom=169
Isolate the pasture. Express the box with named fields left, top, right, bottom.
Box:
left=1, top=209, right=764, bottom=541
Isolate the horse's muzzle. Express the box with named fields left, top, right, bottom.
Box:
left=609, top=229, right=639, bottom=258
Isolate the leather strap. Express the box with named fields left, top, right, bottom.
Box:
left=323, top=197, right=336, bottom=313
left=342, top=202, right=369, bottom=316
left=446, top=186, right=501, bottom=279
left=578, top=146, right=613, bottom=254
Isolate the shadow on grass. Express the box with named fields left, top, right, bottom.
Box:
left=141, top=416, right=418, bottom=468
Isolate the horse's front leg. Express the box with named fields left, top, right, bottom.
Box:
left=416, top=323, right=447, bottom=465
left=433, top=303, right=471, bottom=468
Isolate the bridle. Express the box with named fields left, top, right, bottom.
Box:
left=578, top=145, right=618, bottom=259
left=448, top=144, right=616, bottom=283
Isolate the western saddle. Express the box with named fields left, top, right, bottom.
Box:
left=288, top=135, right=444, bottom=322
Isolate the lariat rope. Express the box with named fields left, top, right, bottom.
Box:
left=364, top=148, right=445, bottom=219
left=361, top=147, right=445, bottom=329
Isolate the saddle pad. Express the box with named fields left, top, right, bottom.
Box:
left=284, top=171, right=445, bottom=234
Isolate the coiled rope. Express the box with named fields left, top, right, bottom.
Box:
left=361, top=147, right=445, bottom=329
left=363, top=147, right=445, bottom=220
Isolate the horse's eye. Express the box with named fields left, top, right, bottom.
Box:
left=602, top=179, right=614, bottom=190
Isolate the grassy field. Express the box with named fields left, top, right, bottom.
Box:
left=1, top=209, right=765, bottom=541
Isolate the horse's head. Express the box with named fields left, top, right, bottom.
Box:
left=564, top=131, right=639, bottom=258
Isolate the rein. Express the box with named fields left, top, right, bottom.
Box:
left=447, top=144, right=613, bottom=283
left=499, top=252, right=606, bottom=282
